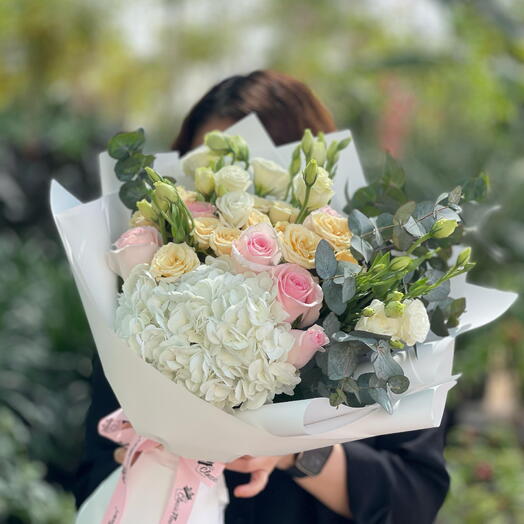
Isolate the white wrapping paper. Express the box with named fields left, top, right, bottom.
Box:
left=55, top=114, right=516, bottom=522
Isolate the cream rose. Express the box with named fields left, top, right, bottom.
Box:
left=253, top=195, right=273, bottom=214
left=130, top=210, right=158, bottom=230
left=180, top=147, right=219, bottom=177
left=192, top=216, right=219, bottom=250
left=209, top=225, right=241, bottom=256
left=214, top=165, right=251, bottom=196
left=216, top=191, right=254, bottom=229
left=175, top=185, right=199, bottom=203
left=244, top=208, right=272, bottom=228
left=279, top=224, right=322, bottom=269
left=293, top=167, right=334, bottom=210
left=304, top=210, right=352, bottom=251
left=355, top=298, right=430, bottom=346
left=150, top=242, right=200, bottom=282
left=269, top=200, right=300, bottom=225
left=251, top=157, right=290, bottom=199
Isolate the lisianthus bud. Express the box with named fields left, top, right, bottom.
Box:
left=326, top=140, right=339, bottom=165
left=231, top=136, right=249, bottom=161
left=303, top=160, right=318, bottom=186
left=144, top=166, right=161, bottom=183
left=311, top=141, right=327, bottom=165
left=390, top=338, right=405, bottom=349
left=154, top=181, right=179, bottom=202
left=301, top=129, right=314, bottom=155
left=373, top=263, right=386, bottom=272
left=362, top=306, right=375, bottom=317
left=385, top=300, right=406, bottom=318
left=456, top=247, right=471, bottom=267
left=431, top=218, right=458, bottom=239
left=204, top=131, right=229, bottom=152
left=389, top=256, right=412, bottom=272
left=290, top=146, right=302, bottom=176
left=137, top=199, right=157, bottom=220
left=387, top=291, right=404, bottom=302
left=195, top=166, right=215, bottom=196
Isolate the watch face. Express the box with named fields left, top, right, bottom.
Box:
left=296, top=446, right=333, bottom=476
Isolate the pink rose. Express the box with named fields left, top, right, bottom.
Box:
left=107, top=226, right=162, bottom=280
left=232, top=223, right=281, bottom=273
left=272, top=263, right=323, bottom=327
left=303, top=205, right=341, bottom=229
left=186, top=201, right=216, bottom=218
left=288, top=325, right=330, bottom=369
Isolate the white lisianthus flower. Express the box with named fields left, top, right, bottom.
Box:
left=251, top=157, right=290, bottom=199
left=115, top=257, right=300, bottom=412
left=214, top=165, right=251, bottom=196
left=293, top=167, right=334, bottom=211
left=216, top=191, right=254, bottom=229
left=180, top=147, right=219, bottom=177
left=355, top=298, right=430, bottom=346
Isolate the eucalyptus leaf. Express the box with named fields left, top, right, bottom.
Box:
left=392, top=225, right=414, bottom=251
left=393, top=201, right=416, bottom=226
left=376, top=212, right=394, bottom=241
left=383, top=153, right=406, bottom=189
left=342, top=276, right=356, bottom=303
left=322, top=279, right=346, bottom=315
left=387, top=375, right=410, bottom=394
left=115, top=153, right=155, bottom=182
left=108, top=128, right=145, bottom=160
left=315, top=240, right=337, bottom=279
left=372, top=350, right=404, bottom=381
left=462, top=172, right=490, bottom=202
left=322, top=313, right=341, bottom=338
left=350, top=235, right=374, bottom=262
left=430, top=307, right=449, bottom=337
left=403, top=216, right=426, bottom=238
left=448, top=186, right=463, bottom=205
left=349, top=209, right=374, bottom=236
left=369, top=387, right=394, bottom=414
left=327, top=343, right=359, bottom=380
left=119, top=178, right=149, bottom=210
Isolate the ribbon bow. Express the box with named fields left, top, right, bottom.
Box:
left=98, top=409, right=224, bottom=524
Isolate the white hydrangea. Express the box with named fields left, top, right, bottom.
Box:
left=116, top=257, right=300, bottom=412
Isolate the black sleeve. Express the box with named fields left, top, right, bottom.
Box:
left=74, top=352, right=121, bottom=508
left=343, top=424, right=450, bottom=524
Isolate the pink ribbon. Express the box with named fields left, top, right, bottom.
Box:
left=98, top=409, right=224, bottom=524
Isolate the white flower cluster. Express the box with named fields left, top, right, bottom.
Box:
left=115, top=256, right=300, bottom=412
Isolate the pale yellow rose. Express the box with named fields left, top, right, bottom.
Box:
left=209, top=226, right=241, bottom=256
left=251, top=157, right=290, bottom=199
left=176, top=185, right=199, bottom=203
left=129, top=210, right=159, bottom=230
left=253, top=195, right=273, bottom=214
left=192, top=217, right=220, bottom=250
left=292, top=167, right=334, bottom=210
left=180, top=147, right=219, bottom=177
left=150, top=242, right=200, bottom=282
left=216, top=191, right=254, bottom=229
left=304, top=212, right=352, bottom=251
left=269, top=200, right=300, bottom=225
left=273, top=221, right=289, bottom=234
left=243, top=208, right=272, bottom=229
left=335, top=249, right=359, bottom=264
left=279, top=224, right=321, bottom=269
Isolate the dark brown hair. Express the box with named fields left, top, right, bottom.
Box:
left=172, top=70, right=336, bottom=154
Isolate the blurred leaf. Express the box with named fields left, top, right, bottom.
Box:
left=119, top=178, right=149, bottom=210
left=107, top=128, right=145, bottom=160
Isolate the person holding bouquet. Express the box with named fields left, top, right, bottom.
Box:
left=75, top=70, right=450, bottom=524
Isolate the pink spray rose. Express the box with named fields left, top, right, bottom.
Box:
left=107, top=226, right=162, bottom=280
left=288, top=325, right=330, bottom=369
left=186, top=201, right=216, bottom=218
left=272, top=263, right=323, bottom=327
left=232, top=223, right=281, bottom=273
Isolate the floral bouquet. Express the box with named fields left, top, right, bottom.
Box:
left=51, top=114, right=516, bottom=523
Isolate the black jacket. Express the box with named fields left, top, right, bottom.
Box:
left=75, top=354, right=450, bottom=524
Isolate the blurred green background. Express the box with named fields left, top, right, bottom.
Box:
left=1, top=0, right=523, bottom=522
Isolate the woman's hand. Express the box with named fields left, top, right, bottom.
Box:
left=225, top=454, right=295, bottom=498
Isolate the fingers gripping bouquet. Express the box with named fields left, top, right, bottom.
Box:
left=51, top=115, right=516, bottom=523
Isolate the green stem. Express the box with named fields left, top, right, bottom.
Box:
left=295, top=185, right=312, bottom=224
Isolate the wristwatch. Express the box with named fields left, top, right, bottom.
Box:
left=282, top=446, right=334, bottom=478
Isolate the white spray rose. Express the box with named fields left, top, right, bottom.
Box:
left=293, top=167, right=334, bottom=210
left=214, top=165, right=251, bottom=196
left=216, top=191, right=254, bottom=229
left=180, top=147, right=219, bottom=177
left=251, top=157, right=290, bottom=199
left=355, top=298, right=430, bottom=346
